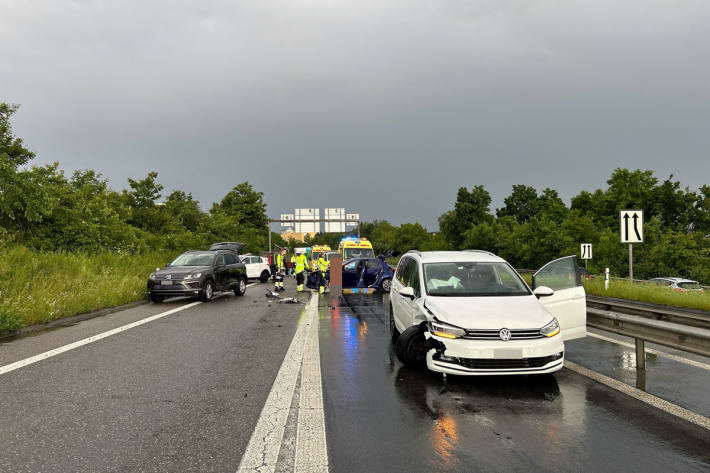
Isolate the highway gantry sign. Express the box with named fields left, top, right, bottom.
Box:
left=620, top=210, right=644, bottom=243
left=580, top=243, right=593, bottom=260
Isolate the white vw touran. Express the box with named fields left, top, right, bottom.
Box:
left=389, top=250, right=586, bottom=376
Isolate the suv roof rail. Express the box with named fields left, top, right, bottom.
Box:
left=463, top=249, right=496, bottom=256
left=406, top=250, right=421, bottom=255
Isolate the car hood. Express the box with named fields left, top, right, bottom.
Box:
left=154, top=266, right=211, bottom=278
left=423, top=295, right=554, bottom=330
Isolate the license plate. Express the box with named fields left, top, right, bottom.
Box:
left=495, top=349, right=523, bottom=358
left=160, top=280, right=173, bottom=285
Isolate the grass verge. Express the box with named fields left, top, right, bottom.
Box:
left=521, top=272, right=709, bottom=311
left=0, top=246, right=176, bottom=333
left=582, top=278, right=710, bottom=312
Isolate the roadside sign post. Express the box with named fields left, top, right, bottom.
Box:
left=580, top=243, right=592, bottom=271
left=620, top=210, right=644, bottom=282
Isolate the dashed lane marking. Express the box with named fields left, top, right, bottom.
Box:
left=0, top=282, right=260, bottom=377
left=565, top=361, right=710, bottom=431
left=588, top=332, right=710, bottom=372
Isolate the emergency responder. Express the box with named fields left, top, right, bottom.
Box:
left=290, top=253, right=297, bottom=277
left=294, top=251, right=309, bottom=292
left=317, top=253, right=330, bottom=294
left=274, top=249, right=286, bottom=291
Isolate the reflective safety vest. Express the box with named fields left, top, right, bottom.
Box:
left=318, top=257, right=329, bottom=273
left=276, top=254, right=285, bottom=270
left=294, top=254, right=308, bottom=273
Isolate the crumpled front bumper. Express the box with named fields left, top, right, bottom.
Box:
left=424, top=332, right=565, bottom=376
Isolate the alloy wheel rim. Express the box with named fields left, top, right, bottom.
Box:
left=206, top=283, right=212, bottom=299
left=240, top=280, right=246, bottom=292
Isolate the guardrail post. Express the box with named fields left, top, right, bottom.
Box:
left=635, top=338, right=646, bottom=370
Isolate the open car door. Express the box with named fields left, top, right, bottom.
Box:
left=532, top=256, right=586, bottom=340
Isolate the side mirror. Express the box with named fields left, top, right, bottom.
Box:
left=164, top=263, right=171, bottom=267
left=399, top=287, right=416, bottom=300
left=533, top=286, right=554, bottom=298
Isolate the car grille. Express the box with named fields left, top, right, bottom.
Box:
left=462, top=329, right=544, bottom=340
left=433, top=352, right=563, bottom=370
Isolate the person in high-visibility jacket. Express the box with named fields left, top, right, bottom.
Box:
left=294, top=252, right=309, bottom=292
left=290, top=254, right=296, bottom=277
left=317, top=254, right=330, bottom=294
left=274, top=249, right=286, bottom=291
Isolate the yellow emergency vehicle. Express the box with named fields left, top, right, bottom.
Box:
left=310, top=245, right=331, bottom=269
left=337, top=237, right=375, bottom=261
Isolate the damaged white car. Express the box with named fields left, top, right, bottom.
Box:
left=389, top=250, right=586, bottom=376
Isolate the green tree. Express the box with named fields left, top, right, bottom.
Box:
left=496, top=184, right=539, bottom=222
left=439, top=185, right=493, bottom=249
left=213, top=182, right=268, bottom=230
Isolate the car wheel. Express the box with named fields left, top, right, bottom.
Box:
left=234, top=277, right=247, bottom=296
left=200, top=279, right=214, bottom=302
left=380, top=278, right=392, bottom=293
left=149, top=294, right=165, bottom=303
left=259, top=271, right=269, bottom=283
left=395, top=325, right=427, bottom=367
left=389, top=303, right=400, bottom=341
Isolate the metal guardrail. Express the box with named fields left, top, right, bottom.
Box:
left=587, top=295, right=710, bottom=330
left=585, top=296, right=710, bottom=368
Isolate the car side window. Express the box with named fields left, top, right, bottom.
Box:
left=396, top=258, right=411, bottom=285
left=366, top=259, right=381, bottom=269
left=217, top=254, right=226, bottom=266
left=409, top=262, right=421, bottom=297
left=533, top=256, right=580, bottom=290
left=344, top=261, right=358, bottom=271
left=225, top=253, right=238, bottom=265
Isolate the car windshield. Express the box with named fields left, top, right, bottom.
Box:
left=424, top=262, right=530, bottom=297
left=170, top=253, right=215, bottom=266
left=343, top=248, right=375, bottom=260
left=678, top=281, right=701, bottom=289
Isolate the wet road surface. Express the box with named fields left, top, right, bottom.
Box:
left=320, top=293, right=710, bottom=473
left=0, top=283, right=308, bottom=472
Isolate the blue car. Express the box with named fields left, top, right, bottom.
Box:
left=342, top=257, right=394, bottom=293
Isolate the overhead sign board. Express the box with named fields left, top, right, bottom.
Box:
left=280, top=214, right=294, bottom=227
left=346, top=213, right=360, bottom=227
left=324, top=208, right=345, bottom=233
left=580, top=243, right=592, bottom=260
left=620, top=210, right=644, bottom=243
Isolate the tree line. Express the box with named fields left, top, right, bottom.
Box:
left=0, top=103, right=277, bottom=254
left=2, top=102, right=708, bottom=283
left=343, top=172, right=709, bottom=283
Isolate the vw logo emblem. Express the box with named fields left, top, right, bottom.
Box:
left=499, top=328, right=512, bottom=341
left=166, top=275, right=172, bottom=280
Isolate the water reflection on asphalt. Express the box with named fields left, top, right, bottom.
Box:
left=319, top=293, right=710, bottom=473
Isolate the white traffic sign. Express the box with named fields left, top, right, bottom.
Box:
left=580, top=243, right=593, bottom=260
left=620, top=210, right=644, bottom=243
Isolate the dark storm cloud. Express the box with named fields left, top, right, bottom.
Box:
left=2, top=0, right=709, bottom=228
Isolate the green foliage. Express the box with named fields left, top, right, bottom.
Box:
left=439, top=185, right=493, bottom=248
left=0, top=246, right=176, bottom=332
left=583, top=278, right=710, bottom=312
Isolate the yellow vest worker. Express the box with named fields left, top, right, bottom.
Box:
left=275, top=250, right=286, bottom=290
left=317, top=256, right=329, bottom=294
left=294, top=253, right=309, bottom=292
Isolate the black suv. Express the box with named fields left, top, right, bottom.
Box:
left=147, top=249, right=247, bottom=303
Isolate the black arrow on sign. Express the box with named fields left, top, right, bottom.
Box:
left=632, top=213, right=641, bottom=240
left=623, top=213, right=630, bottom=241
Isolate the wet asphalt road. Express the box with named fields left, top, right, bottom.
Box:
left=0, top=283, right=307, bottom=472
left=2, top=286, right=709, bottom=472
left=321, top=293, right=710, bottom=473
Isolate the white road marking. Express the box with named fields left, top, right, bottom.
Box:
left=0, top=301, right=202, bottom=376
left=295, top=295, right=328, bottom=473
left=588, top=332, right=710, bottom=372
left=565, top=361, right=710, bottom=431
left=236, top=294, right=318, bottom=473
left=0, top=282, right=261, bottom=377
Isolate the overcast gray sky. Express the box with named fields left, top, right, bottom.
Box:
left=2, top=0, right=709, bottom=229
